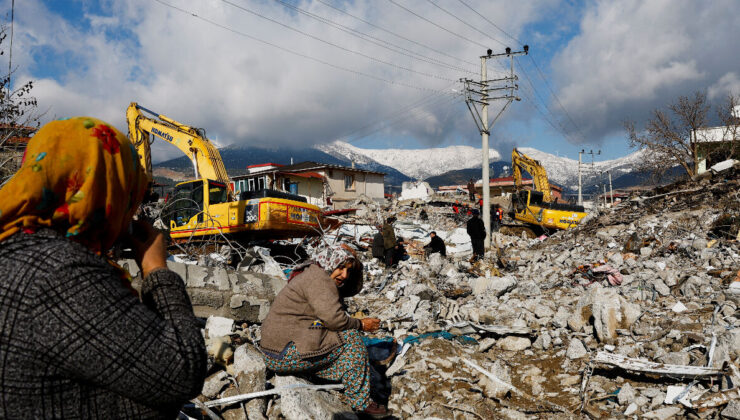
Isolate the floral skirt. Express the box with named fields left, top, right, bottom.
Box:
left=262, top=329, right=370, bottom=411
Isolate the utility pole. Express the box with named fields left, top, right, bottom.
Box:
left=578, top=150, right=584, bottom=205
left=462, top=45, right=528, bottom=248
left=586, top=149, right=600, bottom=207
left=607, top=170, right=613, bottom=206
left=602, top=184, right=607, bottom=208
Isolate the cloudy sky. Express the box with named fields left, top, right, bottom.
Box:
left=3, top=0, right=740, bottom=162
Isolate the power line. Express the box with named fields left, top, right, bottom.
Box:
left=220, top=0, right=457, bottom=82
left=456, top=0, right=523, bottom=46
left=272, top=0, right=476, bottom=76
left=425, top=0, right=507, bottom=49
left=314, top=0, right=478, bottom=67
left=455, top=0, right=588, bottom=142
left=345, top=94, right=462, bottom=143
left=387, top=0, right=488, bottom=49
left=152, top=0, right=449, bottom=93
left=528, top=54, right=588, bottom=142
left=336, top=90, right=456, bottom=143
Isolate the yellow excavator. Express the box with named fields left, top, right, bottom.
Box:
left=127, top=102, right=322, bottom=241
left=511, top=148, right=587, bottom=232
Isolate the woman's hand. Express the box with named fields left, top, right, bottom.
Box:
left=127, top=220, right=168, bottom=278
left=360, top=317, right=381, bottom=332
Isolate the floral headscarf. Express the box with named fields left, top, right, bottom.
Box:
left=0, top=117, right=148, bottom=254
left=312, top=243, right=355, bottom=273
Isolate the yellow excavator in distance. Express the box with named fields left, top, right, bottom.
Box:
left=511, top=148, right=587, bottom=232
left=127, top=102, right=323, bottom=241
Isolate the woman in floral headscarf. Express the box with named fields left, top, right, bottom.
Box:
left=259, top=243, right=389, bottom=417
left=0, top=117, right=206, bottom=418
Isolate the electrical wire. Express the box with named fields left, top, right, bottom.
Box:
left=343, top=93, right=461, bottom=143
left=455, top=0, right=588, bottom=142
left=220, top=0, right=457, bottom=82
left=335, top=88, right=458, bottom=143
left=425, top=0, right=508, bottom=49
left=314, top=0, right=478, bottom=67
left=272, top=0, right=477, bottom=76
left=456, top=0, right=523, bottom=46
left=387, top=0, right=488, bottom=50
left=152, top=0, right=449, bottom=93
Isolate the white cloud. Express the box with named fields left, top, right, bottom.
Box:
left=4, top=0, right=561, bottom=161
left=551, top=0, right=740, bottom=143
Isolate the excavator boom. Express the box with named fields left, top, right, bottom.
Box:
left=127, top=103, right=230, bottom=187
left=511, top=148, right=552, bottom=202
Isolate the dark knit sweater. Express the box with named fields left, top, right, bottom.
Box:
left=0, top=229, right=206, bottom=419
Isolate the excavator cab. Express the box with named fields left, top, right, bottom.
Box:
left=165, top=179, right=229, bottom=228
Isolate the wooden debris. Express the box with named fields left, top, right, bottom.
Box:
left=592, top=351, right=723, bottom=378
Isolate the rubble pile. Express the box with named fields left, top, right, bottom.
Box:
left=126, top=163, right=739, bottom=419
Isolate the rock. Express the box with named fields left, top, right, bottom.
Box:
left=206, top=315, right=234, bottom=337
left=478, top=337, right=497, bottom=352
left=207, top=335, right=234, bottom=365
left=496, top=336, right=531, bottom=351
left=659, top=352, right=690, bottom=366
left=642, top=406, right=682, bottom=419
left=231, top=344, right=267, bottom=420
left=624, top=402, right=638, bottom=415
left=573, top=287, right=641, bottom=342
left=273, top=375, right=357, bottom=420
left=565, top=338, right=588, bottom=359
left=471, top=275, right=517, bottom=297
left=479, top=360, right=512, bottom=399
left=721, top=400, right=740, bottom=419
left=201, top=370, right=230, bottom=399
left=617, top=382, right=636, bottom=405
left=552, top=307, right=570, bottom=328
left=532, top=331, right=552, bottom=350
left=653, top=278, right=671, bottom=296
left=640, top=247, right=653, bottom=257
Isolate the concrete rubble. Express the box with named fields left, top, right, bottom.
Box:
left=122, top=162, right=740, bottom=419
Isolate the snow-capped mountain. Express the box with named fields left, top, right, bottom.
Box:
left=517, top=147, right=647, bottom=190
left=317, top=141, right=502, bottom=180
left=317, top=141, right=645, bottom=189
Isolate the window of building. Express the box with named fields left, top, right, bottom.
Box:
left=238, top=180, right=245, bottom=192
left=344, top=174, right=355, bottom=190
left=257, top=176, right=265, bottom=190
left=248, top=178, right=255, bottom=191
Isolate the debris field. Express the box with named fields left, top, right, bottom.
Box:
left=124, top=162, right=740, bottom=419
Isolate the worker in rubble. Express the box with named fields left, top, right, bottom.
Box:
left=424, top=231, right=447, bottom=257
left=492, top=205, right=501, bottom=232
left=259, top=243, right=390, bottom=417
left=467, top=179, right=476, bottom=202
left=419, top=208, right=428, bottom=221
left=382, top=216, right=397, bottom=267
left=0, top=117, right=206, bottom=417
left=467, top=209, right=486, bottom=261
left=371, top=226, right=385, bottom=261
left=394, top=237, right=410, bottom=263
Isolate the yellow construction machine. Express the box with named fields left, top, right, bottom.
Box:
left=127, top=102, right=322, bottom=241
left=511, top=148, right=587, bottom=232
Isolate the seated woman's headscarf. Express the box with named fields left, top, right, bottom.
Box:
left=0, top=117, right=148, bottom=254
left=288, top=242, right=363, bottom=298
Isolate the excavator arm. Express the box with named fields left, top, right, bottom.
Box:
left=511, top=148, right=552, bottom=202
left=127, top=102, right=231, bottom=188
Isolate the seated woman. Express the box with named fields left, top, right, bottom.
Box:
left=0, top=118, right=206, bottom=417
left=259, top=244, right=389, bottom=417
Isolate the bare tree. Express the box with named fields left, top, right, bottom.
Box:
left=0, top=22, right=39, bottom=184
left=625, top=91, right=710, bottom=178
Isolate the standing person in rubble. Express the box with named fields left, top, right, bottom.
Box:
left=0, top=118, right=206, bottom=418
left=467, top=209, right=486, bottom=261
left=492, top=205, right=501, bottom=232
left=467, top=179, right=476, bottom=202
left=259, top=243, right=390, bottom=417
left=382, top=216, right=397, bottom=267
left=424, top=231, right=447, bottom=257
